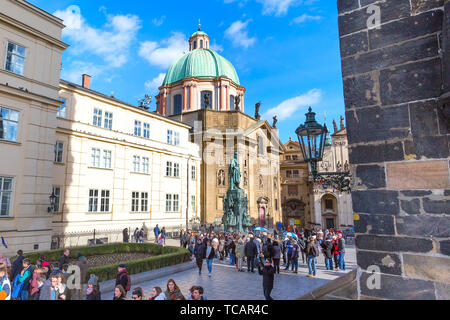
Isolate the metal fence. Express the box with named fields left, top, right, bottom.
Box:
left=51, top=224, right=188, bottom=250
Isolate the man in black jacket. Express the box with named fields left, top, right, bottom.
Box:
left=11, top=250, right=24, bottom=286
left=115, top=264, right=130, bottom=294
left=337, top=233, right=346, bottom=271
left=258, top=259, right=275, bottom=300
left=298, top=233, right=306, bottom=264
left=321, top=236, right=333, bottom=270
left=244, top=237, right=258, bottom=273
left=194, top=238, right=206, bottom=275
left=58, top=249, right=70, bottom=269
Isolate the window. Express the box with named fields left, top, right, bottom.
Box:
left=230, top=95, right=235, bottom=109
left=191, top=195, right=196, bottom=213
left=142, top=157, right=149, bottom=174
left=52, top=187, right=61, bottom=213
left=173, top=163, right=180, bottom=177
left=0, top=177, right=13, bottom=216
left=275, top=199, right=278, bottom=211
left=167, top=130, right=180, bottom=146
left=173, top=194, right=179, bottom=212
left=167, top=130, right=173, bottom=144
left=91, top=148, right=100, bottom=167
left=292, top=155, right=299, bottom=160
left=100, top=190, right=110, bottom=212
left=285, top=155, right=291, bottom=160
left=104, top=112, right=113, bottom=130
left=131, top=192, right=139, bottom=212
left=133, top=156, right=141, bottom=172
left=88, top=189, right=98, bottom=212
left=193, top=41, right=197, bottom=49
left=173, top=95, right=182, bottom=114
left=201, top=91, right=212, bottom=109
left=325, top=199, right=334, bottom=210
left=93, top=109, right=102, bottom=127
left=54, top=141, right=64, bottom=163
left=165, top=194, right=172, bottom=212
left=103, top=150, right=112, bottom=169
left=0, top=107, right=19, bottom=142
left=134, top=120, right=141, bottom=136
left=293, top=170, right=299, bottom=178
left=5, top=41, right=25, bottom=76
left=143, top=123, right=150, bottom=138
left=166, top=161, right=173, bottom=177
left=191, top=165, right=196, bottom=180
left=57, top=99, right=66, bottom=118
left=200, top=40, right=203, bottom=48
left=174, top=132, right=180, bottom=146
left=141, top=192, right=148, bottom=212
left=286, top=170, right=292, bottom=178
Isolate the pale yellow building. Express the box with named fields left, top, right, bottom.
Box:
left=0, top=0, right=68, bottom=255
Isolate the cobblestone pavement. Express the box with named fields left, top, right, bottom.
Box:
left=104, top=240, right=356, bottom=300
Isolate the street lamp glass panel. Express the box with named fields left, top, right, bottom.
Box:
left=295, top=107, right=327, bottom=165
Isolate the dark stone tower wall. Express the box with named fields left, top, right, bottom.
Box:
left=338, top=0, right=450, bottom=299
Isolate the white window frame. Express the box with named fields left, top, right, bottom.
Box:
left=173, top=163, right=180, bottom=178
left=166, top=161, right=173, bottom=177
left=57, top=99, right=67, bottom=118
left=173, top=194, right=179, bottom=212
left=91, top=148, right=100, bottom=167
left=142, top=157, right=149, bottom=174
left=4, top=41, right=26, bottom=76
left=165, top=194, right=172, bottom=212
left=100, top=190, right=110, bottom=212
left=0, top=106, right=20, bottom=142
left=52, top=186, right=61, bottom=213
left=134, top=120, right=142, bottom=137
left=88, top=189, right=99, bottom=212
left=141, top=192, right=148, bottom=212
left=167, top=130, right=173, bottom=144
left=93, top=108, right=102, bottom=127
left=133, top=156, right=141, bottom=172
left=0, top=177, right=13, bottom=217
left=143, top=123, right=150, bottom=138
left=104, top=112, right=113, bottom=130
left=131, top=191, right=139, bottom=212
left=191, top=165, right=196, bottom=180
left=103, top=150, right=112, bottom=169
left=191, top=195, right=196, bottom=214
left=174, top=132, right=180, bottom=146
left=54, top=141, right=64, bottom=163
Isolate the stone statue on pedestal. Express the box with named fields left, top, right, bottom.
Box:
left=255, top=102, right=261, bottom=120
left=222, top=151, right=251, bottom=233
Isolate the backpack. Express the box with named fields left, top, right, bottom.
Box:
left=121, top=273, right=131, bottom=292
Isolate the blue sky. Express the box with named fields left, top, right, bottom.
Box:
left=28, top=0, right=345, bottom=143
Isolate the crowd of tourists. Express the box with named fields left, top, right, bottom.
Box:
left=0, top=226, right=346, bottom=300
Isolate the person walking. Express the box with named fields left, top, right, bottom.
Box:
left=331, top=235, right=339, bottom=270
left=228, top=237, right=236, bottom=266
left=153, top=224, right=160, bottom=243
left=122, top=228, right=129, bottom=243
left=0, top=263, right=11, bottom=300
left=161, top=227, right=166, bottom=245
left=205, top=240, right=215, bottom=277
left=291, top=240, right=300, bottom=273
left=284, top=239, right=293, bottom=270
left=306, top=236, right=319, bottom=277
left=194, top=238, right=206, bottom=275
left=115, top=264, right=131, bottom=296
left=11, top=258, right=32, bottom=300
left=321, top=235, right=334, bottom=270
left=58, top=249, right=70, bottom=270
left=271, top=240, right=281, bottom=274
left=298, top=233, right=306, bottom=264
left=235, top=239, right=245, bottom=271
left=244, top=235, right=258, bottom=273
left=337, top=232, right=346, bottom=271
left=10, top=250, right=24, bottom=285
left=258, top=259, right=275, bottom=300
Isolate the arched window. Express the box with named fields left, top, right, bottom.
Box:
left=173, top=94, right=182, bottom=114
left=201, top=91, right=213, bottom=109
left=200, top=40, right=203, bottom=48
left=193, top=41, right=197, bottom=49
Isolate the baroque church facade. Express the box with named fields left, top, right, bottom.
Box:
left=280, top=117, right=353, bottom=232
left=156, top=27, right=283, bottom=228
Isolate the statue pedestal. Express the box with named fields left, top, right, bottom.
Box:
left=222, top=188, right=251, bottom=233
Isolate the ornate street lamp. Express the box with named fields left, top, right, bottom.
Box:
left=295, top=107, right=351, bottom=192
left=48, top=191, right=56, bottom=213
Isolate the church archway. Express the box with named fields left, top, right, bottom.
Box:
left=321, top=193, right=338, bottom=229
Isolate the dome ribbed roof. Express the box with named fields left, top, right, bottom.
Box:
left=162, top=48, right=240, bottom=86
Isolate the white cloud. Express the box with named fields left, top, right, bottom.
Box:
left=139, top=32, right=188, bottom=69
left=144, top=73, right=166, bottom=94
left=54, top=5, right=141, bottom=83
left=225, top=20, right=256, bottom=49
left=210, top=41, right=224, bottom=53
left=224, top=0, right=298, bottom=16
left=261, top=89, right=322, bottom=121
left=152, top=15, right=166, bottom=27
left=290, top=14, right=322, bottom=25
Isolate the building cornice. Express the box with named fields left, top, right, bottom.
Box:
left=0, top=83, right=61, bottom=107
left=16, top=0, right=65, bottom=27
left=59, top=81, right=192, bottom=130
left=0, top=12, right=69, bottom=50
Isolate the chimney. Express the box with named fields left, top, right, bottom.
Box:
left=82, top=74, right=91, bottom=89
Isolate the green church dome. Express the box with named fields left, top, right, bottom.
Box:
left=162, top=48, right=240, bottom=86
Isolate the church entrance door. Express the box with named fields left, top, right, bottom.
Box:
left=260, top=207, right=265, bottom=227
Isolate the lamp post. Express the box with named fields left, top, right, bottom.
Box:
left=48, top=191, right=56, bottom=213
left=295, top=107, right=351, bottom=192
